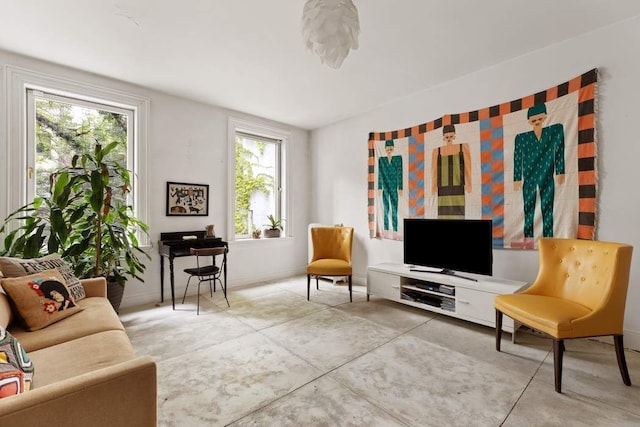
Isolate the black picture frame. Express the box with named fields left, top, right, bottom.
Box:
left=166, top=182, right=209, bottom=216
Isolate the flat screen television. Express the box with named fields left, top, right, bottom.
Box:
left=403, top=218, right=493, bottom=277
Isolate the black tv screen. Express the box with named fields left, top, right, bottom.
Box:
left=403, top=219, right=493, bottom=276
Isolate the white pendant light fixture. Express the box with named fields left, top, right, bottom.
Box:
left=302, top=0, right=360, bottom=69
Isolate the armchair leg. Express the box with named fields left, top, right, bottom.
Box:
left=614, top=335, right=632, bottom=386
left=553, top=339, right=564, bottom=393
left=495, top=310, right=503, bottom=352
left=349, top=275, right=352, bottom=302
left=316, top=276, right=319, bottom=290
left=307, top=275, right=311, bottom=301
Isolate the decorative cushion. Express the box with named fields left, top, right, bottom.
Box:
left=0, top=363, right=24, bottom=397
left=0, top=270, right=83, bottom=331
left=0, top=254, right=85, bottom=301
left=0, top=326, right=33, bottom=397
left=0, top=257, right=41, bottom=278
left=0, top=290, right=13, bottom=329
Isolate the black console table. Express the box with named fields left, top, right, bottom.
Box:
left=158, top=231, right=228, bottom=309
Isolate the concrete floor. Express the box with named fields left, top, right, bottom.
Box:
left=119, top=277, right=640, bottom=426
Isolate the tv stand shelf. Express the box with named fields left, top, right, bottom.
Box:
left=367, top=263, right=528, bottom=335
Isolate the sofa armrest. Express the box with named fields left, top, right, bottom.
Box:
left=0, top=356, right=157, bottom=427
left=80, top=277, right=107, bottom=298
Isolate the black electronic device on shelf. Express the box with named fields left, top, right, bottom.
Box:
left=403, top=218, right=493, bottom=279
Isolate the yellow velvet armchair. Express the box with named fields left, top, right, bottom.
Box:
left=495, top=238, right=633, bottom=393
left=307, top=226, right=354, bottom=302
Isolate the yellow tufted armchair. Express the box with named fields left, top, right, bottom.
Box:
left=495, top=238, right=633, bottom=393
left=307, top=226, right=354, bottom=302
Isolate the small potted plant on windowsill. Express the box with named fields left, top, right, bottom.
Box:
left=251, top=227, right=262, bottom=239
left=263, top=214, right=284, bottom=238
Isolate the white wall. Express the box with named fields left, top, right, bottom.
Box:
left=310, top=16, right=640, bottom=350
left=0, top=49, right=311, bottom=309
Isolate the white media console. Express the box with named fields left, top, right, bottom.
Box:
left=367, top=263, right=528, bottom=334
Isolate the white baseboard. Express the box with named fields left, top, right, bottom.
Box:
left=229, top=268, right=303, bottom=288
left=589, top=329, right=640, bottom=352
left=622, top=329, right=640, bottom=352
left=120, top=289, right=160, bottom=310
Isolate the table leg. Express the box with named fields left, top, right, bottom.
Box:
left=160, top=256, right=165, bottom=303
left=169, top=256, right=176, bottom=310
left=222, top=252, right=229, bottom=307
left=212, top=255, right=217, bottom=292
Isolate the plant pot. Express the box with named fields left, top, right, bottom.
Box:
left=263, top=228, right=281, bottom=238
left=107, top=280, right=125, bottom=313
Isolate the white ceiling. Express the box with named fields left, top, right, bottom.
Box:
left=1, top=1, right=640, bottom=130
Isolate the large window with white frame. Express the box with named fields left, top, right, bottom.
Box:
left=26, top=89, right=135, bottom=204
left=3, top=66, right=149, bottom=243
left=228, top=118, right=289, bottom=241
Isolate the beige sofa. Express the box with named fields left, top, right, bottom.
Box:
left=0, top=277, right=157, bottom=426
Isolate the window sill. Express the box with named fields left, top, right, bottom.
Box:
left=229, top=236, right=294, bottom=246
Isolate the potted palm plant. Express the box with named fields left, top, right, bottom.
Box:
left=263, top=214, right=284, bottom=238
left=0, top=142, right=149, bottom=312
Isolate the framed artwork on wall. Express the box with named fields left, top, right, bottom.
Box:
left=166, top=182, right=209, bottom=216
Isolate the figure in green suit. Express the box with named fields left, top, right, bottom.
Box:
left=378, top=140, right=403, bottom=235
left=513, top=103, right=565, bottom=248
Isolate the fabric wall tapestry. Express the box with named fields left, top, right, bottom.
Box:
left=368, top=69, right=597, bottom=249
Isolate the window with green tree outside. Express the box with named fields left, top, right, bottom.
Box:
left=234, top=132, right=282, bottom=238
